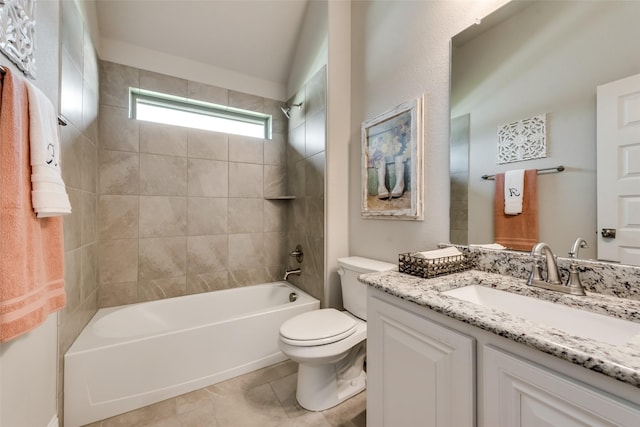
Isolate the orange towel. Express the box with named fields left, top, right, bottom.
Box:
left=494, top=169, right=538, bottom=251
left=0, top=68, right=66, bottom=342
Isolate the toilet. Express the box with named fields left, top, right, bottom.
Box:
left=278, top=256, right=396, bottom=411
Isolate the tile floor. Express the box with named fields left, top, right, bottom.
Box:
left=82, top=360, right=367, bottom=427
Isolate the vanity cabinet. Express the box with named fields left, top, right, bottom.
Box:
left=367, top=287, right=640, bottom=427
left=367, top=290, right=475, bottom=427
left=484, top=345, right=640, bottom=427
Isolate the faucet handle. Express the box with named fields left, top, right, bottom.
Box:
left=527, top=257, right=544, bottom=286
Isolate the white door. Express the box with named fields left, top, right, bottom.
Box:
left=597, top=73, right=640, bottom=264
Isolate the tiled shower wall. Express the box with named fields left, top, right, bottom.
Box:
left=97, top=62, right=290, bottom=306
left=284, top=67, right=327, bottom=303
left=58, top=0, right=100, bottom=419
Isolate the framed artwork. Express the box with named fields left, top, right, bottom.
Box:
left=361, top=96, right=424, bottom=220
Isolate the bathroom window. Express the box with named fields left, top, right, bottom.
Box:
left=129, top=88, right=272, bottom=139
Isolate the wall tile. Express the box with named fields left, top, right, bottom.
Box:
left=187, top=235, right=228, bottom=274
left=99, top=239, right=138, bottom=284
left=64, top=248, right=82, bottom=313
left=81, top=137, right=97, bottom=192
left=187, top=271, right=229, bottom=294
left=138, top=276, right=186, bottom=302
left=138, top=236, right=186, bottom=281
left=140, top=122, right=188, bottom=157
left=63, top=189, right=82, bottom=251
left=188, top=81, right=228, bottom=105
left=99, top=281, right=138, bottom=307
left=305, top=111, right=326, bottom=158
left=229, top=163, right=263, bottom=198
left=265, top=98, right=287, bottom=135
left=306, top=67, right=327, bottom=117
left=83, top=31, right=99, bottom=95
left=187, top=129, right=228, bottom=160
left=187, top=197, right=227, bottom=235
left=288, top=123, right=305, bottom=165
left=263, top=231, right=286, bottom=268
left=264, top=165, right=287, bottom=198
left=264, top=133, right=285, bottom=166
left=59, top=123, right=83, bottom=189
left=188, top=158, right=228, bottom=197
left=140, top=154, right=187, bottom=196
left=140, top=70, right=187, bottom=97
left=61, top=0, right=83, bottom=71
left=228, top=91, right=264, bottom=112
left=228, top=268, right=268, bottom=287
left=228, top=198, right=263, bottom=233
left=99, top=105, right=139, bottom=152
left=99, top=150, right=139, bottom=195
left=99, top=195, right=139, bottom=239
left=228, top=233, right=264, bottom=270
left=228, top=135, right=264, bottom=164
left=81, top=243, right=98, bottom=300
left=81, top=192, right=97, bottom=246
left=306, top=151, right=325, bottom=197
left=264, top=200, right=287, bottom=233
left=139, top=196, right=187, bottom=237
left=61, top=51, right=83, bottom=127
left=82, top=84, right=99, bottom=142
left=100, top=61, right=139, bottom=108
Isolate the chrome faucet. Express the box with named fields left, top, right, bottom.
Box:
left=527, top=242, right=586, bottom=296
left=284, top=268, right=301, bottom=281
left=528, top=242, right=562, bottom=286
left=568, top=237, right=588, bottom=259
left=565, top=238, right=588, bottom=295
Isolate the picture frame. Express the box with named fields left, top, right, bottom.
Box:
left=361, top=96, right=424, bottom=220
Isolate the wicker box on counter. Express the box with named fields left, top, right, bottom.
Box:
left=398, top=252, right=472, bottom=278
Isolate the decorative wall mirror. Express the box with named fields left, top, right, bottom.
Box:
left=450, top=0, right=640, bottom=264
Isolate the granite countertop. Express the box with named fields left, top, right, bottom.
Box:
left=359, top=269, right=640, bottom=388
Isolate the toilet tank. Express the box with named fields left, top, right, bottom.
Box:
left=337, top=256, right=396, bottom=320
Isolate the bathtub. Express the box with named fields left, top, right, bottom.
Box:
left=64, top=282, right=319, bottom=427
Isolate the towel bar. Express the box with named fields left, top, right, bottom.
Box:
left=482, top=165, right=564, bottom=180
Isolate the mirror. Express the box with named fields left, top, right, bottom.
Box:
left=450, top=0, right=640, bottom=264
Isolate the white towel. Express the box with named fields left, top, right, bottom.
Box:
left=469, top=243, right=506, bottom=250
left=413, top=247, right=462, bottom=263
left=504, top=169, right=525, bottom=215
left=26, top=82, right=71, bottom=218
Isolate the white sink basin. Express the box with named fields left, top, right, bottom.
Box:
left=442, top=285, right=640, bottom=346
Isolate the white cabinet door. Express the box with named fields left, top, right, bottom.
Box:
left=483, top=345, right=640, bottom=427
left=367, top=293, right=475, bottom=427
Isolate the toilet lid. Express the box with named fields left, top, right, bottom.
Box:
left=280, top=309, right=357, bottom=346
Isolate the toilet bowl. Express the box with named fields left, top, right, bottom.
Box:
left=278, top=256, right=396, bottom=411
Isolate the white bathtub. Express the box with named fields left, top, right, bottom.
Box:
left=64, top=282, right=319, bottom=427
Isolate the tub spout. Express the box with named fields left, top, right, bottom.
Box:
left=284, top=268, right=301, bottom=281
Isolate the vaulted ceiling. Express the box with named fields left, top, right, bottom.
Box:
left=94, top=0, right=309, bottom=87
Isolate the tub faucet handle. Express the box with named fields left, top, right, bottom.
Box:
left=289, top=245, right=303, bottom=263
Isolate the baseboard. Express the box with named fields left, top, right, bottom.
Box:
left=47, top=415, right=58, bottom=427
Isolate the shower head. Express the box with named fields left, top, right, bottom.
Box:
left=280, top=102, right=302, bottom=119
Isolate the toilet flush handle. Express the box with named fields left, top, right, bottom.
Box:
left=337, top=267, right=345, bottom=276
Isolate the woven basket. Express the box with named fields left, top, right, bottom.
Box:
left=398, top=252, right=472, bottom=279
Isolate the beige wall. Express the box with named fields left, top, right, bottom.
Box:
left=97, top=62, right=290, bottom=306
left=349, top=0, right=505, bottom=264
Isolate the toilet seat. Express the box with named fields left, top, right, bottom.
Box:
left=280, top=309, right=356, bottom=346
